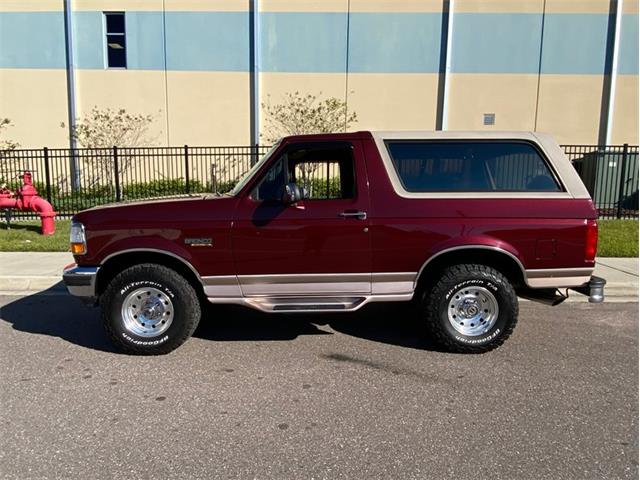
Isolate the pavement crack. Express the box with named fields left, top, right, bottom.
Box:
left=596, top=261, right=639, bottom=277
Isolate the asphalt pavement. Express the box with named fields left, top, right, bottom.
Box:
left=0, top=293, right=637, bottom=479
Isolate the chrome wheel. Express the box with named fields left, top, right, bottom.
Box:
left=121, top=287, right=174, bottom=337
left=447, top=286, right=499, bottom=336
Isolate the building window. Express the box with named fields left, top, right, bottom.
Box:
left=104, top=12, right=126, bottom=68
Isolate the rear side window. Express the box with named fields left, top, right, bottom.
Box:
left=386, top=141, right=562, bottom=193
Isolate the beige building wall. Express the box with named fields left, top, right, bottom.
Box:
left=74, top=70, right=169, bottom=146
left=455, top=0, right=544, bottom=13
left=167, top=72, right=251, bottom=146
left=610, top=75, right=639, bottom=145
left=71, top=0, right=247, bottom=12
left=0, top=69, right=70, bottom=148
left=0, top=1, right=62, bottom=12
left=446, top=74, right=540, bottom=132
left=259, top=73, right=347, bottom=143
left=73, top=71, right=252, bottom=147
left=0, top=0, right=637, bottom=148
left=535, top=75, right=606, bottom=145
left=347, top=73, right=439, bottom=131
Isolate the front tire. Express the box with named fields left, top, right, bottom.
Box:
left=422, top=264, right=518, bottom=353
left=101, top=263, right=201, bottom=355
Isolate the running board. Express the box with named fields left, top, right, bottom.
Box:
left=207, top=293, right=413, bottom=313
left=267, top=297, right=366, bottom=312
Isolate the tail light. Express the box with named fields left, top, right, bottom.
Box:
left=585, top=219, right=598, bottom=262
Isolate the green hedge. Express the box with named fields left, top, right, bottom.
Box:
left=2, top=176, right=345, bottom=215
left=302, top=177, right=342, bottom=199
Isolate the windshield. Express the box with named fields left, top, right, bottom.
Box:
left=229, top=141, right=282, bottom=196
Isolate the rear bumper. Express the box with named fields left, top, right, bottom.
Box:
left=62, top=264, right=99, bottom=304
left=525, top=267, right=593, bottom=288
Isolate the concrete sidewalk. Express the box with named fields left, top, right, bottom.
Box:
left=0, top=252, right=637, bottom=301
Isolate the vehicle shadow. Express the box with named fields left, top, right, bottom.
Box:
left=0, top=282, right=117, bottom=353
left=199, top=302, right=445, bottom=352
left=1, top=286, right=443, bottom=353
left=324, top=303, right=446, bottom=352
left=195, top=304, right=333, bottom=341
left=0, top=286, right=332, bottom=353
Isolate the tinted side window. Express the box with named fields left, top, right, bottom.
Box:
left=386, top=141, right=561, bottom=193
left=254, top=156, right=287, bottom=201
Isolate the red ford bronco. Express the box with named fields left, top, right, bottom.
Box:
left=63, top=131, right=605, bottom=355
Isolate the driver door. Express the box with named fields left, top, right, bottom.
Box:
left=231, top=141, right=371, bottom=296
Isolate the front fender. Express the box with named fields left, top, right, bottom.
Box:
left=83, top=231, right=199, bottom=272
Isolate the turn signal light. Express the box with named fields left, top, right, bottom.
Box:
left=69, top=222, right=87, bottom=256
left=71, top=243, right=86, bottom=255
left=585, top=219, right=598, bottom=262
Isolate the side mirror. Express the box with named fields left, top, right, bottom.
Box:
left=282, top=182, right=303, bottom=205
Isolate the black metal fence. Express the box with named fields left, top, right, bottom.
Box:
left=1, top=143, right=638, bottom=220
left=564, top=144, right=638, bottom=219
left=0, top=145, right=271, bottom=220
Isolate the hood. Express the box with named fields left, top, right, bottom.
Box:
left=83, top=193, right=212, bottom=211
left=73, top=193, right=236, bottom=225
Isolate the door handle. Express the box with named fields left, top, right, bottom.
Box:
left=338, top=210, right=367, bottom=220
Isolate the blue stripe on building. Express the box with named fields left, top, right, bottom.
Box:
left=348, top=13, right=442, bottom=73
left=451, top=13, right=543, bottom=74
left=540, top=14, right=610, bottom=75
left=260, top=12, right=347, bottom=73
left=126, top=12, right=166, bottom=70
left=618, top=14, right=639, bottom=75
left=0, top=11, right=637, bottom=76
left=165, top=12, right=249, bottom=71
left=72, top=12, right=105, bottom=69
left=0, top=12, right=66, bottom=68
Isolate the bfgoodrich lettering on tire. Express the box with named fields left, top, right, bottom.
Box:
left=422, top=264, right=518, bottom=353
left=101, top=263, right=201, bottom=355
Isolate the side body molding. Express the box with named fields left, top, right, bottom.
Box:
left=415, top=244, right=593, bottom=289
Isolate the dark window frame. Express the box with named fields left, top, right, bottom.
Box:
left=384, top=139, right=565, bottom=194
left=250, top=142, right=358, bottom=203
left=104, top=12, right=127, bottom=69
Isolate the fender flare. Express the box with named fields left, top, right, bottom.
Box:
left=100, top=248, right=204, bottom=286
left=414, top=245, right=527, bottom=289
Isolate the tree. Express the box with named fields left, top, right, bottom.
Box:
left=260, top=91, right=357, bottom=145
left=0, top=119, right=21, bottom=187
left=61, top=107, right=157, bottom=186
left=63, top=107, right=156, bottom=148
left=0, top=118, right=19, bottom=152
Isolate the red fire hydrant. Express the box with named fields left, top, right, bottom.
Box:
left=0, top=171, right=56, bottom=235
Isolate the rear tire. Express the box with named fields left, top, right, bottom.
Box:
left=101, top=263, right=201, bottom=355
left=422, top=264, right=518, bottom=353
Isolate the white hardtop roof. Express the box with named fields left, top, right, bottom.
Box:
left=369, top=130, right=590, bottom=199
left=371, top=131, right=551, bottom=142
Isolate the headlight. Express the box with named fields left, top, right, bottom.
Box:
left=70, top=222, right=87, bottom=255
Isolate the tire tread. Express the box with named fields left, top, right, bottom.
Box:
left=423, top=263, right=518, bottom=354
left=101, top=263, right=201, bottom=355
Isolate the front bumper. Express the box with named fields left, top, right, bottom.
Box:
left=62, top=264, right=99, bottom=304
